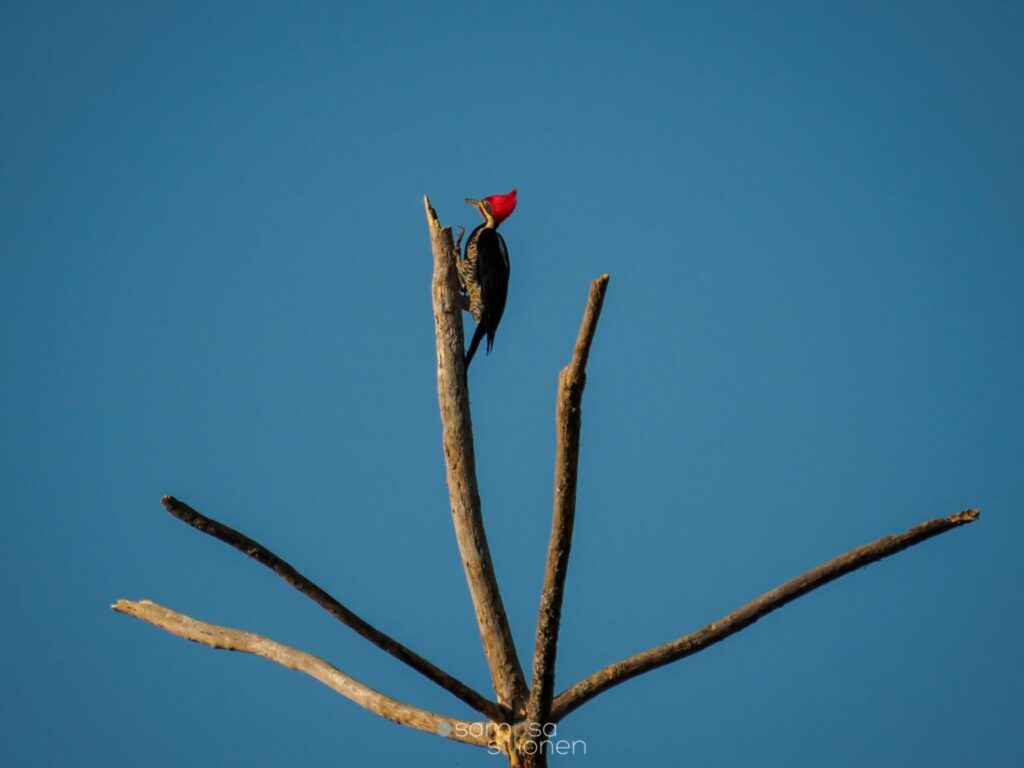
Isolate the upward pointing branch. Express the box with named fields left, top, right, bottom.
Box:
left=527, top=275, right=610, bottom=729
left=425, top=195, right=527, bottom=708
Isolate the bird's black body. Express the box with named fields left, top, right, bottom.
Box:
left=460, top=223, right=510, bottom=368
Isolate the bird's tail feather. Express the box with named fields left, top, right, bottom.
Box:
left=464, top=324, right=487, bottom=370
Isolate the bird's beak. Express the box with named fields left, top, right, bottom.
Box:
left=465, top=197, right=491, bottom=223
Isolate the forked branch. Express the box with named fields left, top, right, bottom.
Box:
left=112, top=599, right=491, bottom=747
left=550, top=508, right=980, bottom=720
left=160, top=495, right=507, bottom=721
left=112, top=196, right=980, bottom=768
left=527, top=275, right=610, bottom=728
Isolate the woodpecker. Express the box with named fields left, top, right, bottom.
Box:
left=459, top=189, right=517, bottom=369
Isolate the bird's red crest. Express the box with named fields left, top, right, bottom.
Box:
left=485, top=189, right=518, bottom=224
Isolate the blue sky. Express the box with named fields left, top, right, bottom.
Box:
left=2, top=1, right=1021, bottom=765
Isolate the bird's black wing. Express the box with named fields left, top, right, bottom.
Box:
left=475, top=228, right=511, bottom=352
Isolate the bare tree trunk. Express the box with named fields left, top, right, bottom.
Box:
left=425, top=196, right=527, bottom=710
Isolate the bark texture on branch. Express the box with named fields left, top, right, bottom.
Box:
left=112, top=599, right=491, bottom=747
left=425, top=195, right=527, bottom=708
left=160, top=494, right=507, bottom=722
left=527, top=275, right=610, bottom=731
left=550, top=508, right=980, bottom=720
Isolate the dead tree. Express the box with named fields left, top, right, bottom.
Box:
left=114, top=197, right=980, bottom=767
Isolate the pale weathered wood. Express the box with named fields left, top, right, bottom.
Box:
left=112, top=599, right=491, bottom=747
left=526, top=275, right=610, bottom=735
left=160, top=494, right=507, bottom=722
left=550, top=508, right=981, bottom=721
left=424, top=195, right=527, bottom=709
left=112, top=195, right=982, bottom=768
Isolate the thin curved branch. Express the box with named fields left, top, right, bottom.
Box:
left=113, top=599, right=491, bottom=747
left=161, top=495, right=507, bottom=722
left=425, top=195, right=527, bottom=708
left=527, top=275, right=610, bottom=729
left=551, top=508, right=980, bottom=721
